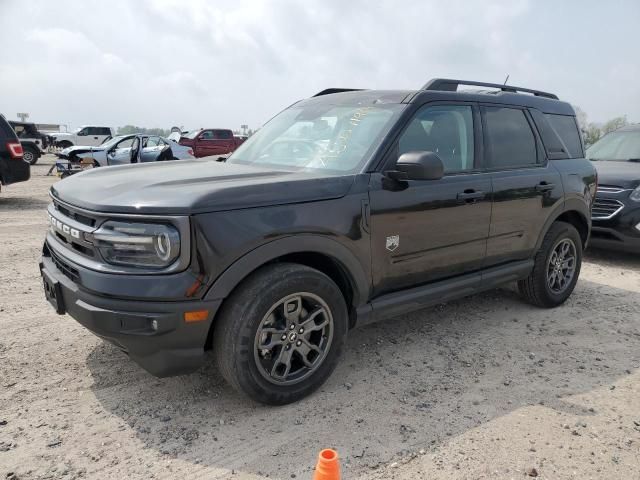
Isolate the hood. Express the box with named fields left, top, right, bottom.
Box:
left=51, top=159, right=355, bottom=215
left=52, top=132, right=73, bottom=138
left=592, top=160, right=640, bottom=190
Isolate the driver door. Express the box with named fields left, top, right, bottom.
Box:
left=368, top=102, right=492, bottom=296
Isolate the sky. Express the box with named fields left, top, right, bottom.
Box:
left=0, top=0, right=638, bottom=132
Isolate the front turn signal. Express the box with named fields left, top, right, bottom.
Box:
left=184, top=310, right=209, bottom=323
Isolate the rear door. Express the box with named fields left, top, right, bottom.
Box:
left=214, top=129, right=236, bottom=153
left=482, top=105, right=563, bottom=265
left=85, top=127, right=102, bottom=146
left=140, top=136, right=164, bottom=162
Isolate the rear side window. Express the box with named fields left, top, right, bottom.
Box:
left=215, top=130, right=233, bottom=139
left=98, top=127, right=111, bottom=136
left=482, top=106, right=537, bottom=168
left=545, top=114, right=583, bottom=158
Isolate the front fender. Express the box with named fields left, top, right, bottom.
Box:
left=203, top=234, right=370, bottom=307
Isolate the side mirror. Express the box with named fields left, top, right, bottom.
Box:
left=391, top=151, right=444, bottom=181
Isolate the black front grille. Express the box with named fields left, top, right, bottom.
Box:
left=49, top=247, right=80, bottom=283
left=54, top=201, right=96, bottom=227
left=592, top=197, right=624, bottom=220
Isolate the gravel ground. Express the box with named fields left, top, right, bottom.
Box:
left=1, top=156, right=639, bottom=480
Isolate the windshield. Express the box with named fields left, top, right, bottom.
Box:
left=587, top=129, right=640, bottom=161
left=226, top=102, right=404, bottom=174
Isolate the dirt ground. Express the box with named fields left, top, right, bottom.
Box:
left=1, top=156, right=639, bottom=480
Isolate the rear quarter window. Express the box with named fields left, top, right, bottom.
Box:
left=545, top=114, right=583, bottom=158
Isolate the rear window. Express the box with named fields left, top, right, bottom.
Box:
left=545, top=114, right=583, bottom=158
left=0, top=115, right=19, bottom=141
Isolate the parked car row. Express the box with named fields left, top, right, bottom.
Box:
left=56, top=134, right=195, bottom=166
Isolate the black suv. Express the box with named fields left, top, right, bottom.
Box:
left=0, top=114, right=30, bottom=191
left=587, top=124, right=640, bottom=252
left=40, top=79, right=596, bottom=404
left=8, top=120, right=48, bottom=165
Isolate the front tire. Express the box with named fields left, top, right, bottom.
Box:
left=213, top=263, right=348, bottom=405
left=518, top=221, right=582, bottom=308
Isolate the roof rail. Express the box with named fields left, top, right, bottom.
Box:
left=422, top=78, right=558, bottom=100
left=313, top=88, right=363, bottom=97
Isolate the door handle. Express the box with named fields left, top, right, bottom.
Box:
left=457, top=190, right=485, bottom=203
left=535, top=182, right=555, bottom=192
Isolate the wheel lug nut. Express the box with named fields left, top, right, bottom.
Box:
left=296, top=340, right=302, bottom=347
left=289, top=324, right=295, bottom=330
left=281, top=334, right=287, bottom=341
left=298, top=328, right=304, bottom=334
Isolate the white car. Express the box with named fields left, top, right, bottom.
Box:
left=56, top=134, right=194, bottom=166
left=52, top=126, right=114, bottom=148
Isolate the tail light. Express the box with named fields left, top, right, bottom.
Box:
left=6, top=142, right=23, bottom=159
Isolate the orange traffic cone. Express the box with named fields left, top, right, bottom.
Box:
left=313, top=448, right=341, bottom=480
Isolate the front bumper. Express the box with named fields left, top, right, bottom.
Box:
left=40, top=250, right=221, bottom=377
left=591, top=202, right=640, bottom=253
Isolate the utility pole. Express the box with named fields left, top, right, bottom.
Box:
left=17, top=112, right=29, bottom=122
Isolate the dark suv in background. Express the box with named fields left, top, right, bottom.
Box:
left=0, top=114, right=30, bottom=191
left=587, top=124, right=640, bottom=252
left=8, top=120, right=48, bottom=165
left=40, top=79, right=596, bottom=404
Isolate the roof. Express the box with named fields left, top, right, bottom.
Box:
left=305, top=78, right=574, bottom=115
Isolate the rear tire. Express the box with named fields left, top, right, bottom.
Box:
left=518, top=221, right=582, bottom=308
left=22, top=146, right=39, bottom=165
left=213, top=263, right=348, bottom=405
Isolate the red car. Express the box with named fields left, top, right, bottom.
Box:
left=179, top=129, right=241, bottom=158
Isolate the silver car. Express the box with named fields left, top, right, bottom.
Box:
left=56, top=134, right=195, bottom=167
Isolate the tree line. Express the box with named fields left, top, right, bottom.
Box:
left=574, top=107, right=629, bottom=148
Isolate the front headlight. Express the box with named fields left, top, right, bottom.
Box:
left=91, top=221, right=180, bottom=268
left=630, top=185, right=640, bottom=202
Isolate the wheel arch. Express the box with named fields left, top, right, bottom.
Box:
left=203, top=236, right=370, bottom=348
left=535, top=203, right=590, bottom=251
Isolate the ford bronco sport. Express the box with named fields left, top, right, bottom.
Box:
left=40, top=79, right=596, bottom=404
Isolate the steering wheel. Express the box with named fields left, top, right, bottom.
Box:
left=260, top=139, right=318, bottom=159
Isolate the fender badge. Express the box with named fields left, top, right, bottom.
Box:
left=386, top=235, right=399, bottom=252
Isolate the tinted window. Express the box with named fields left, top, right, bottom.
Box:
left=529, top=109, right=567, bottom=159
left=98, top=127, right=111, bottom=136
left=215, top=130, right=233, bottom=139
left=200, top=130, right=215, bottom=140
left=398, top=104, right=474, bottom=173
left=545, top=114, right=583, bottom=158
left=483, top=107, right=537, bottom=168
